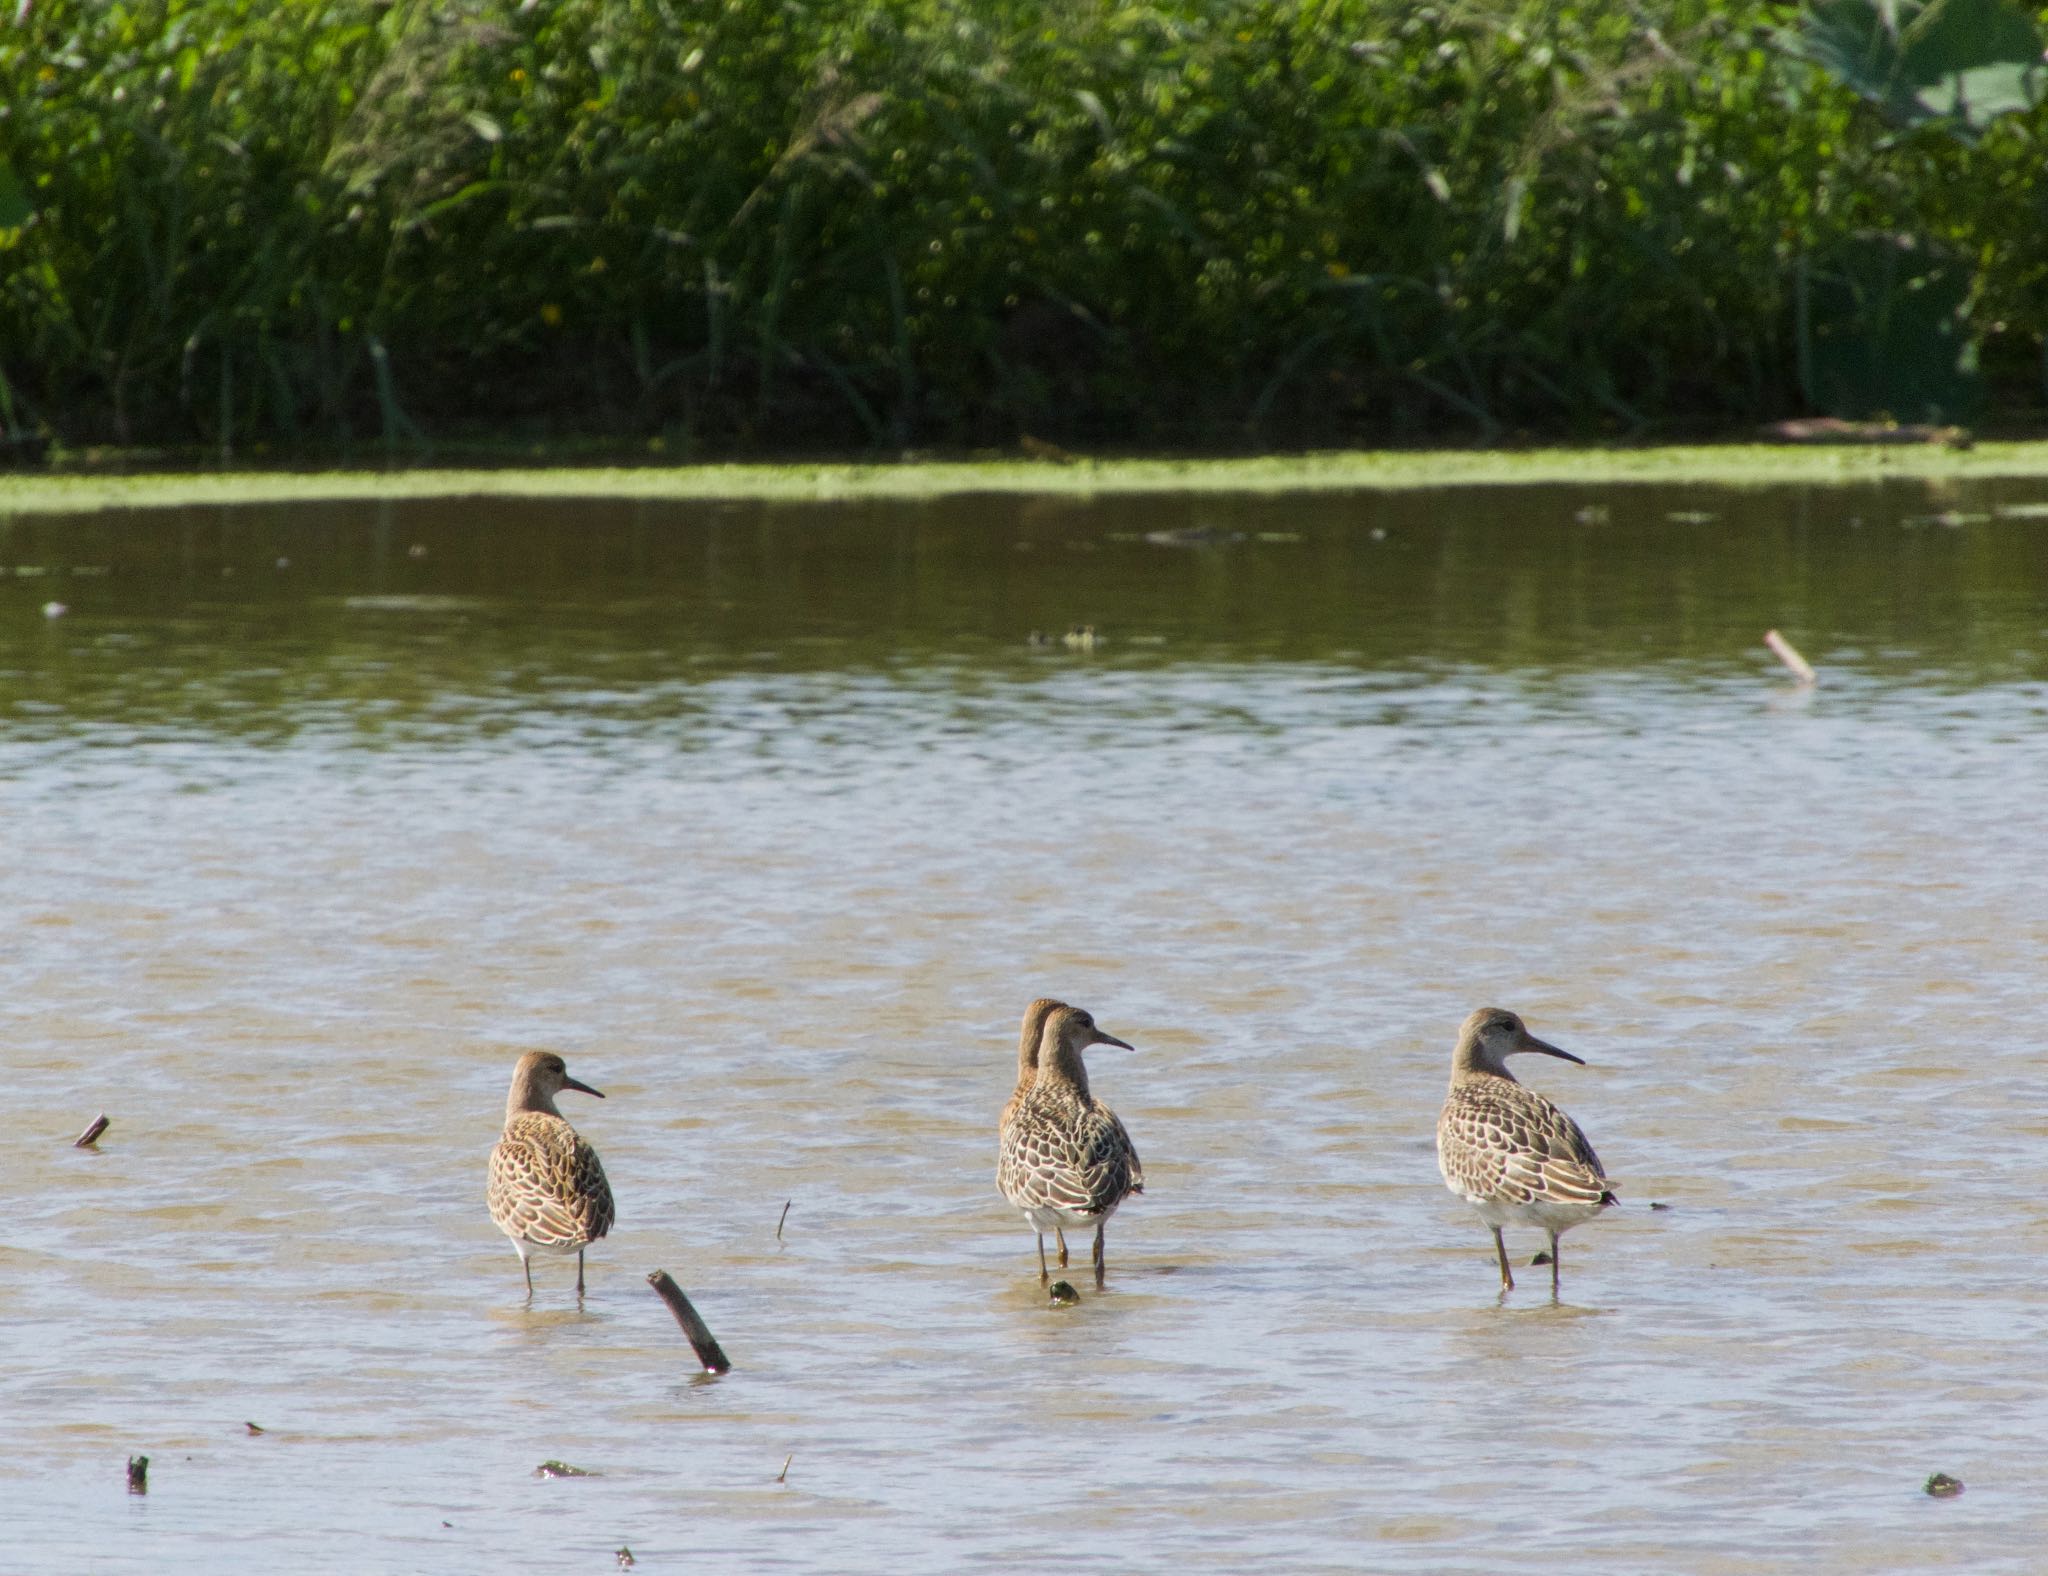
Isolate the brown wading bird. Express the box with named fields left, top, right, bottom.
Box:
left=997, top=997, right=1070, bottom=1269
left=487, top=1051, right=616, bottom=1299
left=997, top=1002, right=1144, bottom=1284
left=1436, top=1007, right=1616, bottom=1297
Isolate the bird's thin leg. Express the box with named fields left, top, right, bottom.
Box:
left=1548, top=1232, right=1561, bottom=1299
left=1492, top=1227, right=1514, bottom=1292
left=522, top=1253, right=534, bottom=1299
left=577, top=1249, right=587, bottom=1299
left=1036, top=1233, right=1049, bottom=1281
left=1093, top=1222, right=1106, bottom=1287
left=1055, top=1227, right=1068, bottom=1268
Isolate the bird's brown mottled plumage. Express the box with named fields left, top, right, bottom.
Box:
left=1436, top=1007, right=1615, bottom=1296
left=487, top=1051, right=615, bottom=1298
left=998, top=1003, right=1143, bottom=1282
left=997, top=997, right=1071, bottom=1265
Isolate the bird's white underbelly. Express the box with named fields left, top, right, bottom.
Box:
left=1022, top=1200, right=1114, bottom=1231
left=1467, top=1193, right=1605, bottom=1233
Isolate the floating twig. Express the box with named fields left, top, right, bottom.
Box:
left=73, top=1114, right=110, bottom=1149
left=776, top=1201, right=791, bottom=1241
left=1764, top=629, right=1817, bottom=685
left=244, top=1421, right=265, bottom=1436
left=776, top=1453, right=793, bottom=1484
left=1924, top=1473, right=1964, bottom=1498
left=127, top=1455, right=149, bottom=1494
left=647, top=1271, right=732, bottom=1374
left=534, top=1460, right=593, bottom=1479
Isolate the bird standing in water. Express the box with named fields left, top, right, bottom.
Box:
left=1436, top=1007, right=1615, bottom=1296
left=487, top=1051, right=615, bottom=1299
left=999, top=1003, right=1144, bottom=1284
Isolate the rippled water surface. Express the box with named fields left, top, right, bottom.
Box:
left=5, top=477, right=2048, bottom=1572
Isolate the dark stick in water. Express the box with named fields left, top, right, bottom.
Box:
left=646, top=1271, right=732, bottom=1374
left=74, top=1115, right=110, bottom=1148
left=776, top=1201, right=792, bottom=1241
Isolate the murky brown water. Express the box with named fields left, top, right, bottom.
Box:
left=4, top=477, right=2048, bottom=1571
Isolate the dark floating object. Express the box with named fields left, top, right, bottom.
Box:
left=244, top=1422, right=265, bottom=1436
left=647, top=1270, right=732, bottom=1374
left=127, top=1455, right=149, bottom=1494
left=1925, top=1473, right=1964, bottom=1499
left=616, top=1548, right=636, bottom=1568
left=534, top=1461, right=593, bottom=1479
left=74, top=1114, right=110, bottom=1149
left=776, top=1200, right=792, bottom=1241
left=1530, top=1251, right=1553, bottom=1267
left=776, top=1453, right=793, bottom=1484
left=1649, top=1201, right=1672, bottom=1212
left=1047, top=1280, right=1080, bottom=1306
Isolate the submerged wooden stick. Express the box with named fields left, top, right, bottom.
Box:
left=647, top=1271, right=732, bottom=1374
left=1763, top=629, right=1817, bottom=685
left=74, top=1115, right=110, bottom=1148
left=776, top=1201, right=791, bottom=1241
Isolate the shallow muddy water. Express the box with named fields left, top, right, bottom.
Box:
left=4, top=476, right=2048, bottom=1572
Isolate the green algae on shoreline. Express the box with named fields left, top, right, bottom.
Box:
left=8, top=443, right=2048, bottom=517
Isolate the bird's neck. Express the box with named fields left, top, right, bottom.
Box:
left=1035, top=1038, right=1091, bottom=1099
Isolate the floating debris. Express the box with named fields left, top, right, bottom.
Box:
left=1649, top=1201, right=1671, bottom=1212
left=244, top=1422, right=265, bottom=1436
left=73, top=1114, right=110, bottom=1149
left=776, top=1200, right=792, bottom=1241
left=1924, top=1472, right=1964, bottom=1499
left=1530, top=1251, right=1554, bottom=1267
left=42, top=601, right=66, bottom=619
left=1018, top=434, right=1077, bottom=464
left=1764, top=629, right=1817, bottom=686
left=1762, top=417, right=1970, bottom=448
left=616, top=1547, right=636, bottom=1567
left=776, top=1453, right=793, bottom=1484
left=1142, top=526, right=1242, bottom=547
left=127, top=1455, right=149, bottom=1495
left=1048, top=1280, right=1080, bottom=1307
left=534, top=1461, right=593, bottom=1479
left=647, top=1270, right=732, bottom=1374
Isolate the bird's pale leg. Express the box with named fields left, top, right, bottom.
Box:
left=1056, top=1227, right=1068, bottom=1268
left=1492, top=1227, right=1514, bottom=1292
left=1548, top=1232, right=1561, bottom=1299
left=1092, top=1222, right=1106, bottom=1287
left=1036, top=1233, right=1049, bottom=1281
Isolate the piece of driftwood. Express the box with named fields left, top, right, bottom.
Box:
left=1764, top=629, right=1817, bottom=685
left=646, top=1271, right=732, bottom=1374
left=776, top=1201, right=791, bottom=1241
left=74, top=1115, right=110, bottom=1148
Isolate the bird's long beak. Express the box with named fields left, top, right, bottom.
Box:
left=562, top=1075, right=606, bottom=1098
left=1521, top=1031, right=1584, bottom=1065
left=1091, top=1030, right=1135, bottom=1052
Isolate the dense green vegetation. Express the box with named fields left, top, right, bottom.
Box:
left=2, top=0, right=2045, bottom=456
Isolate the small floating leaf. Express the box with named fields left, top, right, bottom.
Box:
left=1925, top=1472, right=1964, bottom=1498
left=535, top=1460, right=593, bottom=1479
